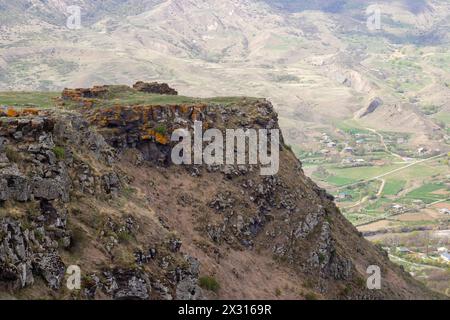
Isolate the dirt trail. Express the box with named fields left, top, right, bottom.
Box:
left=365, top=127, right=406, bottom=160
left=376, top=179, right=386, bottom=197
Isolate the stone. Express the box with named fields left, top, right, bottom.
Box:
left=0, top=165, right=30, bottom=202
left=152, top=281, right=173, bottom=300
left=102, top=172, right=121, bottom=195
left=31, top=178, right=66, bottom=201
left=169, top=239, right=183, bottom=253
left=0, top=218, right=35, bottom=288
left=104, top=269, right=151, bottom=300
left=294, top=206, right=326, bottom=239
left=33, top=251, right=66, bottom=289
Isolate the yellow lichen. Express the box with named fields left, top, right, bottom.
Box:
left=6, top=108, right=19, bottom=117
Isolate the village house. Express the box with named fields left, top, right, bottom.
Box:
left=343, top=146, right=354, bottom=153
left=336, top=193, right=353, bottom=201
left=437, top=247, right=448, bottom=254
left=391, top=204, right=405, bottom=213
left=440, top=252, right=450, bottom=263
left=341, top=158, right=353, bottom=165
left=396, top=247, right=412, bottom=254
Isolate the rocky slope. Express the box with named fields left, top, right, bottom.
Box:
left=0, top=83, right=440, bottom=299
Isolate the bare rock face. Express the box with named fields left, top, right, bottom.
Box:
left=359, top=97, right=383, bottom=118
left=104, top=269, right=152, bottom=300
left=0, top=218, right=34, bottom=288
left=0, top=216, right=67, bottom=290
left=132, top=81, right=178, bottom=95
left=175, top=256, right=203, bottom=300
left=33, top=252, right=66, bottom=290
left=0, top=166, right=30, bottom=202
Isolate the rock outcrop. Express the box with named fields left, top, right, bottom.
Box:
left=133, top=81, right=178, bottom=95
left=359, top=97, right=383, bottom=118
left=0, top=84, right=440, bottom=300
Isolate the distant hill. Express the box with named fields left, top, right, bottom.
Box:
left=0, top=0, right=449, bottom=157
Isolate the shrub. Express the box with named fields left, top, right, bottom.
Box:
left=5, top=146, right=21, bottom=162
left=275, top=288, right=282, bottom=297
left=304, top=292, right=318, bottom=300
left=117, top=230, right=132, bottom=243
left=356, top=277, right=366, bottom=288
left=198, top=276, right=220, bottom=293
left=154, top=124, right=167, bottom=135
left=318, top=253, right=325, bottom=263
left=52, top=146, right=66, bottom=160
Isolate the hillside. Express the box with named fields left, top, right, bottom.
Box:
left=0, top=83, right=440, bottom=299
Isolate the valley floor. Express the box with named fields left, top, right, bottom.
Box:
left=300, top=121, right=450, bottom=297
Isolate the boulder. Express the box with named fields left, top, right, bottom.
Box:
left=33, top=251, right=66, bottom=289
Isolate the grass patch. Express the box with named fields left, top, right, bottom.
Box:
left=326, top=176, right=357, bottom=186
left=117, top=230, right=132, bottom=243
left=0, top=92, right=58, bottom=108
left=275, top=288, right=282, bottom=297
left=154, top=124, right=167, bottom=135
left=334, top=119, right=369, bottom=135
left=5, top=146, right=22, bottom=162
left=304, top=292, right=318, bottom=300
left=52, top=146, right=66, bottom=160
left=198, top=276, right=220, bottom=293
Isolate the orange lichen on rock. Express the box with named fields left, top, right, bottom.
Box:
left=154, top=132, right=169, bottom=145
left=179, top=104, right=191, bottom=114
left=140, top=128, right=169, bottom=145
left=6, top=108, right=19, bottom=117
left=22, top=108, right=39, bottom=116
left=82, top=103, right=209, bottom=147
left=0, top=107, right=41, bottom=118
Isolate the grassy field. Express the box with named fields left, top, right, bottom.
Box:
left=405, top=183, right=449, bottom=204
left=382, top=180, right=406, bottom=196
left=0, top=89, right=260, bottom=109
left=0, top=92, right=59, bottom=108
left=325, top=175, right=356, bottom=186
left=323, top=164, right=403, bottom=187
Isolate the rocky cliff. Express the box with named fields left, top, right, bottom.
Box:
left=0, top=83, right=439, bottom=299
